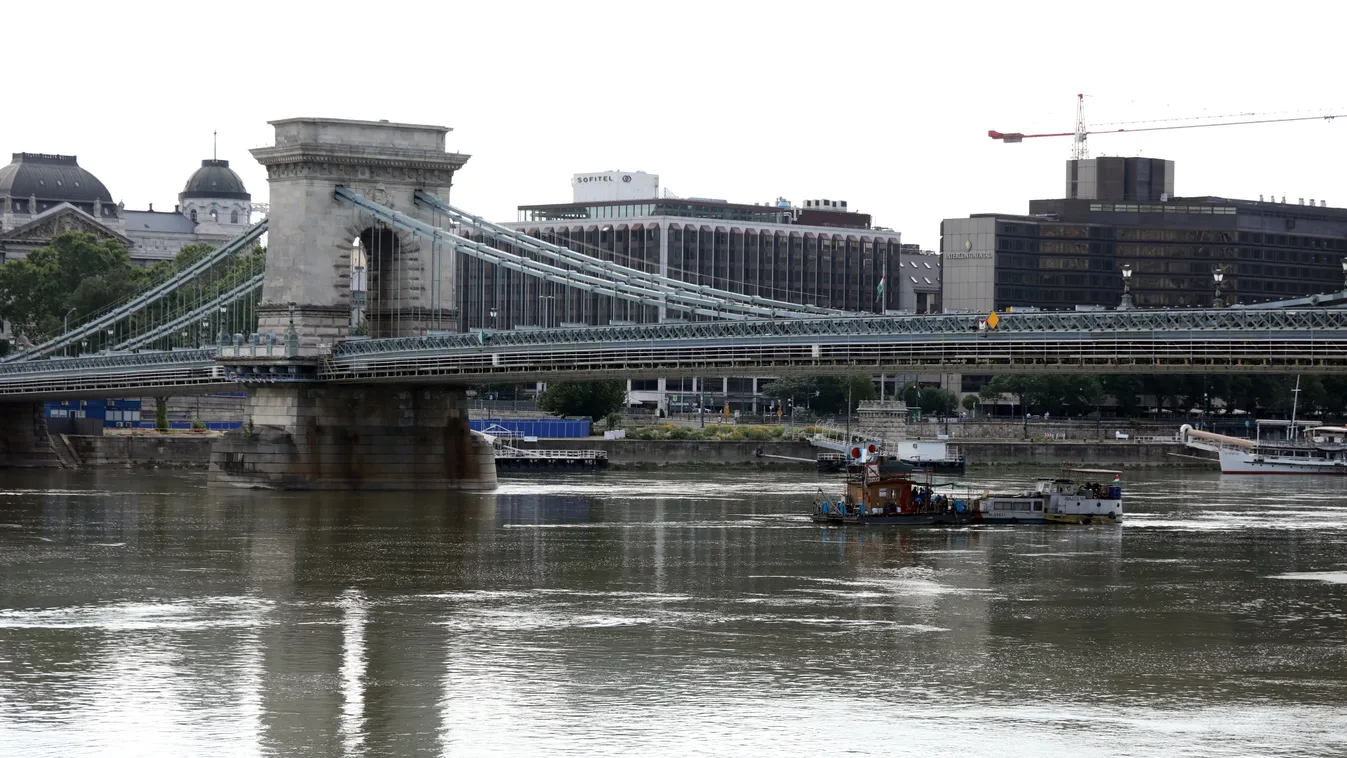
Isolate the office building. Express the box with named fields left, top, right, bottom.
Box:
left=455, top=170, right=940, bottom=411
left=942, top=157, right=1347, bottom=312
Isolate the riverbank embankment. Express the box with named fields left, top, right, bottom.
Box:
left=39, top=435, right=1203, bottom=470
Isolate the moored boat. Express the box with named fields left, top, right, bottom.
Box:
left=974, top=469, right=1124, bottom=525
left=1181, top=423, right=1347, bottom=475
left=812, top=456, right=971, bottom=526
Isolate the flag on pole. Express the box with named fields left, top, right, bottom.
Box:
left=875, top=276, right=885, bottom=304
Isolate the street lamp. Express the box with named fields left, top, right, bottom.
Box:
left=540, top=295, right=555, bottom=328
left=1212, top=266, right=1226, bottom=308
left=63, top=307, right=76, bottom=356
left=1119, top=265, right=1134, bottom=310
left=1341, top=258, right=1347, bottom=291
left=489, top=307, right=498, bottom=330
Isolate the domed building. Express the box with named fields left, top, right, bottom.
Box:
left=0, top=153, right=133, bottom=258
left=0, top=151, right=253, bottom=264
left=179, top=159, right=251, bottom=230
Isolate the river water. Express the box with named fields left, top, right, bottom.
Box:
left=0, top=467, right=1344, bottom=756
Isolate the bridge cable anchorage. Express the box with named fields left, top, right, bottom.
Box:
left=337, top=188, right=821, bottom=321
left=410, top=190, right=851, bottom=318
left=2, top=219, right=269, bottom=363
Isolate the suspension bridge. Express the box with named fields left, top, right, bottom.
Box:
left=2, top=117, right=1347, bottom=489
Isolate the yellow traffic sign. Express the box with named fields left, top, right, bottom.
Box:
left=986, top=312, right=1000, bottom=329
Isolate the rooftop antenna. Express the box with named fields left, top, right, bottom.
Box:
left=213, top=130, right=218, bottom=160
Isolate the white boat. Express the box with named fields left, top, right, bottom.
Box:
left=975, top=468, right=1124, bottom=525
left=1180, top=424, right=1347, bottom=475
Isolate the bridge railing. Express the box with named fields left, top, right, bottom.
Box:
left=327, top=307, right=1347, bottom=361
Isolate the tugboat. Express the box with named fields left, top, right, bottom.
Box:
left=974, top=468, right=1123, bottom=525
left=812, top=454, right=972, bottom=526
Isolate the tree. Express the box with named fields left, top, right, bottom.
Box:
left=762, top=376, right=817, bottom=406
left=979, top=375, right=1030, bottom=415
left=538, top=380, right=627, bottom=422
left=900, top=381, right=957, bottom=416
left=961, top=394, right=979, bottom=415
left=764, top=374, right=876, bottom=415
left=0, top=232, right=145, bottom=340
left=1101, top=375, right=1143, bottom=417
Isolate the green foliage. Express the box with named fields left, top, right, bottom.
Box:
left=154, top=397, right=169, bottom=432
left=970, top=373, right=1347, bottom=418
left=623, top=423, right=788, bottom=441
left=763, top=374, right=877, bottom=414
left=0, top=233, right=265, bottom=349
left=190, top=418, right=206, bottom=431
left=900, top=382, right=959, bottom=416
left=0, top=232, right=141, bottom=338
left=605, top=412, right=622, bottom=430
left=961, top=394, right=979, bottom=412
left=538, top=380, right=627, bottom=422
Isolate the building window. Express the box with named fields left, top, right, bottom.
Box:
left=231, top=210, right=239, bottom=224
left=191, top=209, right=198, bottom=222
left=210, top=210, right=218, bottom=222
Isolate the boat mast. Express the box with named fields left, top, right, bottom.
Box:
left=1289, top=375, right=1302, bottom=442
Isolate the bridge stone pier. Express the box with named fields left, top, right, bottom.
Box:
left=209, top=118, right=496, bottom=491
left=0, top=404, right=61, bottom=468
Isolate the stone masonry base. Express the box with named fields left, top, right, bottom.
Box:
left=0, top=403, right=60, bottom=468
left=208, top=385, right=497, bottom=490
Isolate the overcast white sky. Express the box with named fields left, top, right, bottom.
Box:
left=5, top=1, right=1345, bottom=247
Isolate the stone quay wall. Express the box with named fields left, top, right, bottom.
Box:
left=67, top=434, right=216, bottom=468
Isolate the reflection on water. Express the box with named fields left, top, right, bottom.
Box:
left=1, top=467, right=1346, bottom=756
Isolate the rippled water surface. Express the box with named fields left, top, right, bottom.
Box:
left=1, top=467, right=1345, bottom=756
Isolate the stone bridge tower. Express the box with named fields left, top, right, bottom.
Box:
left=250, top=117, right=466, bottom=349
left=209, top=118, right=495, bottom=491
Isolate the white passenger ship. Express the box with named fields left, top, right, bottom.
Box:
left=1180, top=424, right=1347, bottom=475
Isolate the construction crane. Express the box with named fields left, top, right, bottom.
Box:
left=989, top=94, right=1344, bottom=158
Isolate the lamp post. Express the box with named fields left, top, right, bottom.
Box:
left=1119, top=265, right=1134, bottom=310
left=489, top=307, right=498, bottom=331
left=1341, top=258, right=1347, bottom=291
left=63, top=308, right=76, bottom=356
left=1212, top=266, right=1226, bottom=308
left=540, top=295, right=555, bottom=328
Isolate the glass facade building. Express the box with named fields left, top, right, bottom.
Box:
left=942, top=161, right=1347, bottom=312
left=458, top=199, right=937, bottom=332
left=456, top=195, right=939, bottom=412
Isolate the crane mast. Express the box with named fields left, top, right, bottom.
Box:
left=1072, top=93, right=1088, bottom=160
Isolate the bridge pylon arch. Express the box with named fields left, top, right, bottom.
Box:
left=250, top=117, right=468, bottom=351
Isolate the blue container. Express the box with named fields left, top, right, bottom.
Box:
left=470, top=419, right=592, bottom=438
left=1108, top=485, right=1122, bottom=499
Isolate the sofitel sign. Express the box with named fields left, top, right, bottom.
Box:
left=575, top=174, right=631, bottom=184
